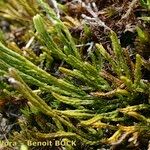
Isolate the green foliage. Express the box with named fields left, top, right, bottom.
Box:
left=140, top=0, right=150, bottom=21
left=140, top=0, right=150, bottom=10
left=136, top=27, right=149, bottom=43
left=0, top=0, right=38, bottom=23
left=0, top=0, right=149, bottom=149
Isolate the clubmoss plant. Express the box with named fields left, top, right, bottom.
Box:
left=0, top=0, right=38, bottom=23
left=0, top=0, right=149, bottom=149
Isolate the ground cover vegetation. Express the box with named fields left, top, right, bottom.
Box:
left=0, top=0, right=149, bottom=149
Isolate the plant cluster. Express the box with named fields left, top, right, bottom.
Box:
left=0, top=0, right=149, bottom=150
